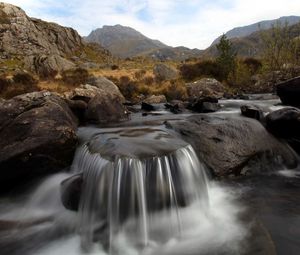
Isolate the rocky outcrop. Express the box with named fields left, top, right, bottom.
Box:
left=0, top=3, right=82, bottom=73
left=266, top=107, right=300, bottom=153
left=186, top=78, right=225, bottom=99
left=276, top=76, right=300, bottom=107
left=153, top=63, right=178, bottom=81
left=64, top=77, right=127, bottom=124
left=0, top=91, right=78, bottom=192
left=166, top=115, right=297, bottom=177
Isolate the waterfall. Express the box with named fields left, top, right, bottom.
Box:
left=71, top=142, right=209, bottom=253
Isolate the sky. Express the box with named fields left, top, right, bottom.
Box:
left=3, top=0, right=300, bottom=49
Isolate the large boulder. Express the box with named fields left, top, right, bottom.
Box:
left=266, top=107, right=300, bottom=153
left=166, top=115, right=297, bottom=177
left=0, top=91, right=78, bottom=192
left=186, top=78, right=224, bottom=99
left=276, top=76, right=300, bottom=107
left=153, top=63, right=178, bottom=81
left=64, top=77, right=128, bottom=124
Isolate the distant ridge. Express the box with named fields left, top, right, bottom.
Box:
left=211, top=16, right=300, bottom=46
left=85, top=24, right=166, bottom=58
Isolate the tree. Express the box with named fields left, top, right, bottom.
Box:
left=260, top=21, right=300, bottom=70
left=216, top=34, right=237, bottom=81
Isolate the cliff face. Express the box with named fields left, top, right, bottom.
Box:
left=0, top=3, right=89, bottom=74
left=0, top=3, right=83, bottom=57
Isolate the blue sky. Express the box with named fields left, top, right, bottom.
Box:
left=4, top=0, right=300, bottom=49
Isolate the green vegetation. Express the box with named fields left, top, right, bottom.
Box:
left=260, top=21, right=300, bottom=71
left=216, top=34, right=237, bottom=81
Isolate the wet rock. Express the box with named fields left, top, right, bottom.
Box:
left=141, top=102, right=156, bottom=111
left=186, top=78, right=224, bottom=99
left=241, top=105, right=265, bottom=122
left=276, top=76, right=300, bottom=107
left=187, top=97, right=220, bottom=113
left=143, top=95, right=167, bottom=104
left=165, top=103, right=182, bottom=114
left=0, top=91, right=78, bottom=192
left=166, top=115, right=297, bottom=177
left=60, top=174, right=83, bottom=211
left=266, top=107, right=300, bottom=153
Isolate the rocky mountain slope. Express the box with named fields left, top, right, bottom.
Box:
left=0, top=3, right=112, bottom=75
left=211, top=16, right=300, bottom=46
left=85, top=24, right=201, bottom=60
left=204, top=21, right=300, bottom=58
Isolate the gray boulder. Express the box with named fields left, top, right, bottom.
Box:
left=0, top=91, right=78, bottom=192
left=64, top=77, right=128, bottom=124
left=153, top=63, right=178, bottom=81
left=186, top=78, right=224, bottom=99
left=166, top=115, right=297, bottom=177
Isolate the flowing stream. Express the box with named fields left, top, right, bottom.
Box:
left=0, top=96, right=299, bottom=255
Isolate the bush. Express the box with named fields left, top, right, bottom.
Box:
left=179, top=59, right=223, bottom=81
left=116, top=76, right=139, bottom=100
left=243, top=58, right=262, bottom=75
left=134, top=69, right=146, bottom=80
left=61, top=68, right=89, bottom=86
left=0, top=77, right=10, bottom=94
left=13, top=72, right=38, bottom=86
left=111, top=64, right=119, bottom=70
left=0, top=73, right=40, bottom=99
left=143, top=76, right=154, bottom=86
left=160, top=80, right=187, bottom=101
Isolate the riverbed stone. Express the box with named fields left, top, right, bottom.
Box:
left=266, top=107, right=300, bottom=153
left=166, top=115, right=297, bottom=177
left=0, top=91, right=78, bottom=192
left=276, top=76, right=300, bottom=107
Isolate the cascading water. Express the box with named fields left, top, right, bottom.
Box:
left=70, top=128, right=209, bottom=254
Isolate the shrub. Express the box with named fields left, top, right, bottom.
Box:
left=134, top=69, right=146, bottom=79
left=243, top=58, right=262, bottom=75
left=13, top=72, right=38, bottom=86
left=0, top=77, right=10, bottom=94
left=116, top=76, right=139, bottom=100
left=111, top=64, right=119, bottom=70
left=160, top=80, right=187, bottom=101
left=61, top=68, right=89, bottom=86
left=179, top=59, right=223, bottom=81
left=143, top=75, right=154, bottom=86
left=1, top=73, right=39, bottom=99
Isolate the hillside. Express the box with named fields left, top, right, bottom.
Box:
left=204, top=22, right=300, bottom=58
left=211, top=16, right=300, bottom=46
left=0, top=2, right=113, bottom=75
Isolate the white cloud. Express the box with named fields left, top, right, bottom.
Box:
left=3, top=0, right=300, bottom=49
